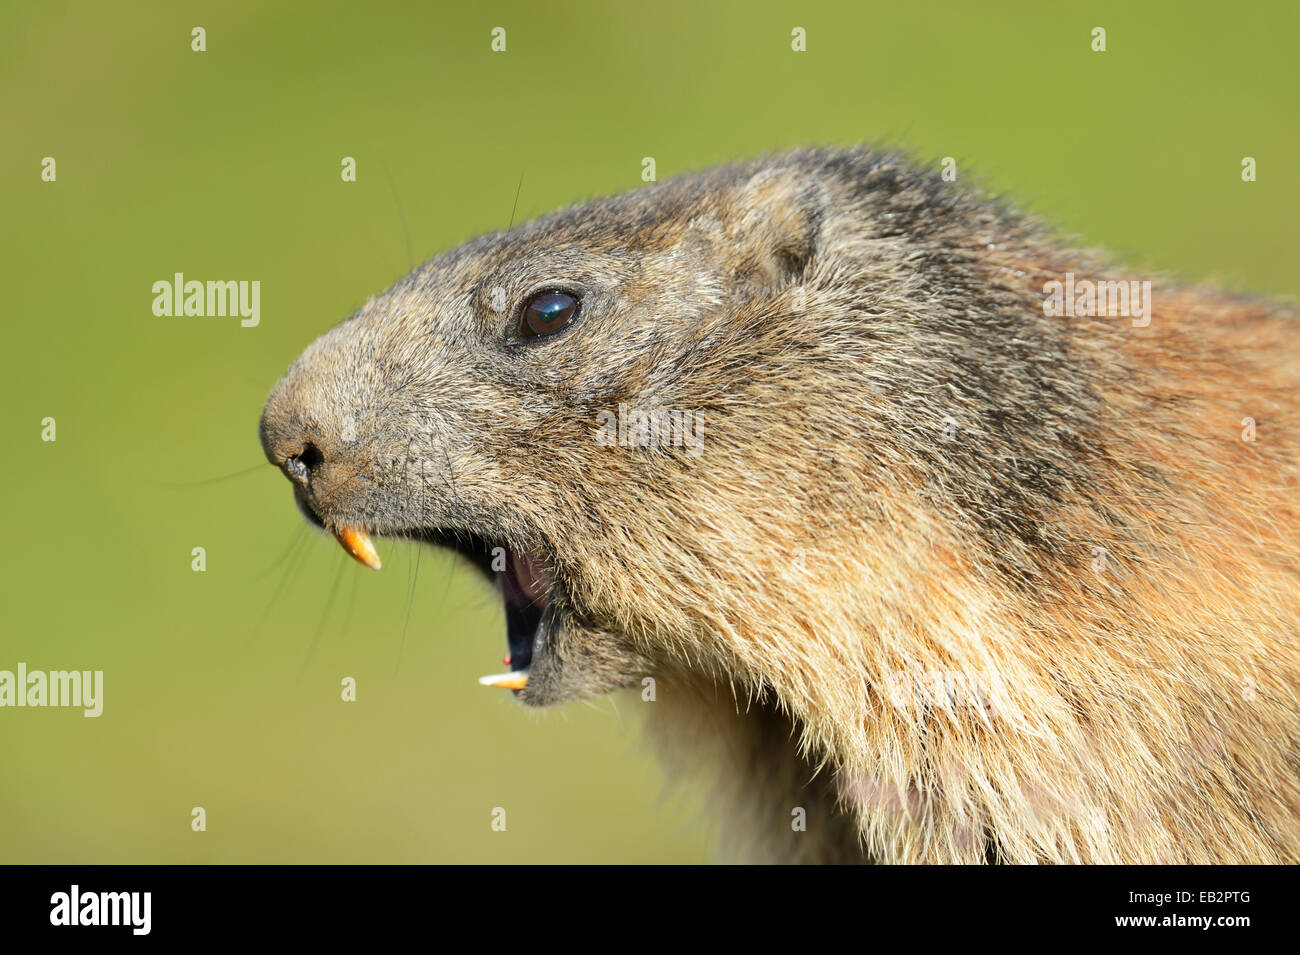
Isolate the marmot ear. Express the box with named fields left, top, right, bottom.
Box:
left=717, top=167, right=823, bottom=289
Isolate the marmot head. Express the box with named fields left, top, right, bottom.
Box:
left=260, top=149, right=1051, bottom=708
left=259, top=156, right=841, bottom=705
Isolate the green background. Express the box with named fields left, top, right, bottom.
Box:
left=1, top=0, right=1295, bottom=863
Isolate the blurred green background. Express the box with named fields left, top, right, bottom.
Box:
left=1, top=0, right=1296, bottom=863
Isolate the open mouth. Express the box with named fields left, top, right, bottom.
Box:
left=331, top=522, right=550, bottom=692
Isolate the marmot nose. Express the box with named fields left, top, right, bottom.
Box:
left=282, top=442, right=324, bottom=487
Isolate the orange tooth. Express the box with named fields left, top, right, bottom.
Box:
left=478, top=672, right=530, bottom=690
left=334, top=525, right=382, bottom=570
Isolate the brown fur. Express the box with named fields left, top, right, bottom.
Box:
left=261, top=148, right=1300, bottom=863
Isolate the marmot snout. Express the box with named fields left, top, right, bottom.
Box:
left=261, top=148, right=1300, bottom=864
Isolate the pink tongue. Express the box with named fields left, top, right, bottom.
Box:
left=510, top=550, right=549, bottom=605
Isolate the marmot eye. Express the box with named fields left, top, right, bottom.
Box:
left=520, top=290, right=579, bottom=339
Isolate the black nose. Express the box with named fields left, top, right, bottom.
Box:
left=283, top=442, right=324, bottom=487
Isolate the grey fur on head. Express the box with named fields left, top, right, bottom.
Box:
left=263, top=147, right=1300, bottom=863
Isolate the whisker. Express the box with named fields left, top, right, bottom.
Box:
left=380, top=157, right=413, bottom=272
left=340, top=558, right=362, bottom=639
left=393, top=440, right=420, bottom=673
left=507, top=170, right=525, bottom=230
left=259, top=522, right=311, bottom=576
left=297, top=554, right=348, bottom=683
left=151, top=462, right=267, bottom=488
left=247, top=527, right=313, bottom=647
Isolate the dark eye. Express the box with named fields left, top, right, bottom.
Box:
left=520, top=290, right=579, bottom=339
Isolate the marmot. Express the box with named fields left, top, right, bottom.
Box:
left=260, top=147, right=1300, bottom=864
